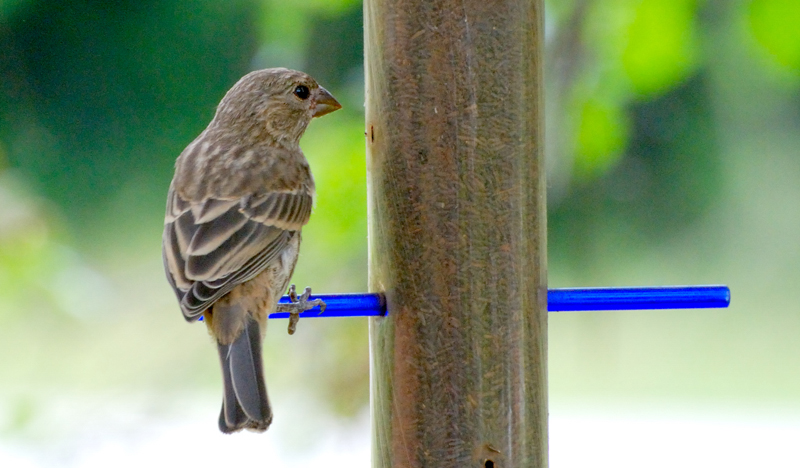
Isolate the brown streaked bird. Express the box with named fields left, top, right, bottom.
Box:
left=162, top=68, right=340, bottom=433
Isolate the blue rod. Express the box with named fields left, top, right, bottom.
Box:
left=267, top=285, right=730, bottom=319
left=545, top=285, right=730, bottom=311
left=270, top=293, right=386, bottom=319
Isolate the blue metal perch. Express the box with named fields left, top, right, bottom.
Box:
left=267, top=285, right=730, bottom=319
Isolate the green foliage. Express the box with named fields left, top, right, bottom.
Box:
left=555, top=0, right=702, bottom=182
left=0, top=1, right=260, bottom=232
left=622, top=0, right=700, bottom=97
left=574, top=97, right=630, bottom=178
left=749, top=0, right=800, bottom=73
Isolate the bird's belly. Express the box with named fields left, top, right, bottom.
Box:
left=274, top=231, right=301, bottom=296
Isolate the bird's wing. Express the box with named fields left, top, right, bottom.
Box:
left=162, top=182, right=313, bottom=320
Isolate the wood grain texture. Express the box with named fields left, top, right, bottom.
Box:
left=365, top=0, right=547, bottom=466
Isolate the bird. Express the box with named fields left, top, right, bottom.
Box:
left=162, top=68, right=341, bottom=433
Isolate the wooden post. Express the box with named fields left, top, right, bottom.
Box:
left=365, top=0, right=547, bottom=467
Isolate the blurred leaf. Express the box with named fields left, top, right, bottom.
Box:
left=622, top=0, right=700, bottom=96
left=749, top=0, right=800, bottom=73
left=551, top=72, right=721, bottom=281
left=561, top=0, right=702, bottom=182
left=575, top=98, right=630, bottom=178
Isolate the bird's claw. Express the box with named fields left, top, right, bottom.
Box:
left=276, top=284, right=326, bottom=335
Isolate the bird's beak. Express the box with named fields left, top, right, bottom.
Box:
left=313, top=86, right=342, bottom=118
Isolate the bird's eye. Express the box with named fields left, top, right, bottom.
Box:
left=293, top=85, right=310, bottom=100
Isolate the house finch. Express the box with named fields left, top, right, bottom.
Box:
left=162, top=68, right=341, bottom=433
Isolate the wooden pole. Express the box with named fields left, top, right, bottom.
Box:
left=365, top=0, right=547, bottom=467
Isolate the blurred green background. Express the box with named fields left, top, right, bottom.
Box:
left=1, top=0, right=799, bottom=465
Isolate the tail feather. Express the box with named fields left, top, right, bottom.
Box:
left=217, top=315, right=272, bottom=433
left=218, top=341, right=248, bottom=432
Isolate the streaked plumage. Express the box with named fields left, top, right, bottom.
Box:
left=162, top=68, right=340, bottom=433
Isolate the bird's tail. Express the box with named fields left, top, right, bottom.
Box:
left=217, top=314, right=272, bottom=433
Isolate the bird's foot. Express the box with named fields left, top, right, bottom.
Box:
left=276, top=284, right=326, bottom=335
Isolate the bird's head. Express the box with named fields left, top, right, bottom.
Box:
left=212, top=68, right=342, bottom=147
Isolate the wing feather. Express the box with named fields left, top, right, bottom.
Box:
left=192, top=199, right=240, bottom=224
left=187, top=209, right=249, bottom=256
left=162, top=183, right=313, bottom=321
left=242, top=191, right=313, bottom=230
